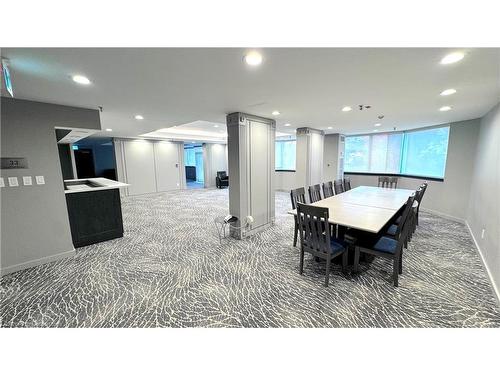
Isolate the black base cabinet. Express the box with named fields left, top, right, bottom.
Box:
left=66, top=188, right=124, bottom=248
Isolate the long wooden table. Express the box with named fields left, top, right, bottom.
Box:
left=288, top=186, right=415, bottom=233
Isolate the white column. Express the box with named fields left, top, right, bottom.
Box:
left=295, top=127, right=325, bottom=188
left=323, top=133, right=346, bottom=182
left=227, top=112, right=275, bottom=239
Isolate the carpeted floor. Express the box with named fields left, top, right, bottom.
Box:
left=1, top=188, right=499, bottom=327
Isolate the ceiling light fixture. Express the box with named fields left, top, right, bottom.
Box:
left=105, top=128, right=113, bottom=132
left=272, top=110, right=280, bottom=116
left=342, top=106, right=352, bottom=112
left=135, top=115, right=144, bottom=120
left=440, top=52, right=465, bottom=65
left=72, top=75, right=91, bottom=85
left=439, top=106, right=452, bottom=112
left=284, top=123, right=291, bottom=127
left=373, top=129, right=379, bottom=132
left=374, top=123, right=381, bottom=127
left=213, top=125, right=219, bottom=128
left=440, top=88, right=457, bottom=96
left=244, top=51, right=263, bottom=66
left=327, top=126, right=333, bottom=129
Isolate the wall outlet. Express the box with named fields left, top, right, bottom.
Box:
left=35, top=175, right=45, bottom=185
left=481, top=229, right=485, bottom=239
left=8, top=177, right=19, bottom=187
left=23, top=176, right=33, bottom=186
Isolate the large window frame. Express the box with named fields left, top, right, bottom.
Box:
left=344, top=125, right=450, bottom=181
left=275, top=139, right=296, bottom=172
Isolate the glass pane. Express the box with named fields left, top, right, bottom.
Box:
left=401, top=126, right=450, bottom=178
left=275, top=140, right=296, bottom=170
left=345, top=136, right=370, bottom=172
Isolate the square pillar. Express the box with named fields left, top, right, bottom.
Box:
left=323, top=133, right=346, bottom=182
left=295, top=127, right=324, bottom=188
left=227, top=112, right=275, bottom=239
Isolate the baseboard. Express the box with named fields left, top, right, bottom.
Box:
left=1, top=248, right=76, bottom=277
left=465, top=220, right=500, bottom=306
left=420, top=207, right=465, bottom=224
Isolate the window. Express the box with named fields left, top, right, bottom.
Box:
left=344, top=126, right=450, bottom=179
left=275, top=140, right=296, bottom=171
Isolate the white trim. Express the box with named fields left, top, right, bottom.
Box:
left=465, top=220, right=500, bottom=306
left=1, top=249, right=76, bottom=277
left=420, top=207, right=464, bottom=224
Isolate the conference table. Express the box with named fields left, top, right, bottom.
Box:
left=288, top=186, right=415, bottom=233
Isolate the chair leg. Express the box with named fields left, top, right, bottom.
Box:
left=399, top=251, right=403, bottom=274
left=293, top=221, right=298, bottom=247
left=353, top=247, right=360, bottom=273
left=299, top=249, right=304, bottom=275
left=325, top=257, right=331, bottom=287
left=393, top=258, right=399, bottom=287
left=342, top=250, right=348, bottom=273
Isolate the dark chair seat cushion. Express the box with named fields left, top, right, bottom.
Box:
left=372, top=236, right=398, bottom=254
left=386, top=224, right=397, bottom=236
left=330, top=238, right=347, bottom=255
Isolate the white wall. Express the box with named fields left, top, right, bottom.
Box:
left=203, top=143, right=227, bottom=188
left=347, top=119, right=480, bottom=222
left=467, top=103, right=500, bottom=301
left=275, top=171, right=297, bottom=191
left=114, top=139, right=183, bottom=196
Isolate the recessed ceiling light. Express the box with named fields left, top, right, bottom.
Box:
left=440, top=52, right=465, bottom=65
left=374, top=123, right=381, bottom=127
left=327, top=126, right=333, bottom=129
left=439, top=106, right=452, bottom=112
left=105, top=128, right=113, bottom=132
left=342, top=106, right=352, bottom=112
left=244, top=51, right=263, bottom=66
left=213, top=125, right=219, bottom=128
left=284, top=123, right=291, bottom=127
left=440, top=88, right=457, bottom=96
left=135, top=115, right=144, bottom=120
left=72, top=75, right=91, bottom=85
left=373, top=129, right=379, bottom=132
left=272, top=110, right=280, bottom=116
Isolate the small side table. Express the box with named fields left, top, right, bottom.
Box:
left=214, top=216, right=230, bottom=244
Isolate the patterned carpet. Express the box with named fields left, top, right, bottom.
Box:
left=1, top=189, right=499, bottom=328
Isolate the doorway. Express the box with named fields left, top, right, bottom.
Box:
left=184, top=143, right=204, bottom=189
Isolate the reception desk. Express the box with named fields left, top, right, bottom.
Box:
left=64, top=178, right=129, bottom=247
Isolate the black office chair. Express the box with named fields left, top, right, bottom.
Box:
left=333, top=179, right=344, bottom=194
left=343, top=177, right=352, bottom=191
left=216, top=171, right=229, bottom=188
left=322, top=181, right=334, bottom=198
left=353, top=195, right=414, bottom=287
left=308, top=184, right=322, bottom=203
left=297, top=202, right=348, bottom=287
left=290, top=187, right=307, bottom=247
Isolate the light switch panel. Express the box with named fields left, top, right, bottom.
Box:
left=8, top=177, right=19, bottom=187
left=35, top=175, right=45, bottom=185
left=0, top=177, right=5, bottom=188
left=23, top=176, right=33, bottom=186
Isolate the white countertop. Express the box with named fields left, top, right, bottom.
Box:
left=64, top=178, right=129, bottom=194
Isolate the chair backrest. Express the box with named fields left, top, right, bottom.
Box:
left=322, top=181, right=334, bottom=198
left=417, top=182, right=427, bottom=205
left=388, top=177, right=398, bottom=189
left=378, top=176, right=389, bottom=187
left=217, top=171, right=227, bottom=179
left=333, top=179, right=344, bottom=194
left=290, top=187, right=307, bottom=209
left=296, top=202, right=331, bottom=255
left=343, top=177, right=352, bottom=191
left=395, top=194, right=415, bottom=239
left=308, top=184, right=322, bottom=203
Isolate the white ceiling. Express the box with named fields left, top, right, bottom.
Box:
left=1, top=48, right=499, bottom=139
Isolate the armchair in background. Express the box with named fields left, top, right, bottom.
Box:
left=216, top=171, right=229, bottom=189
